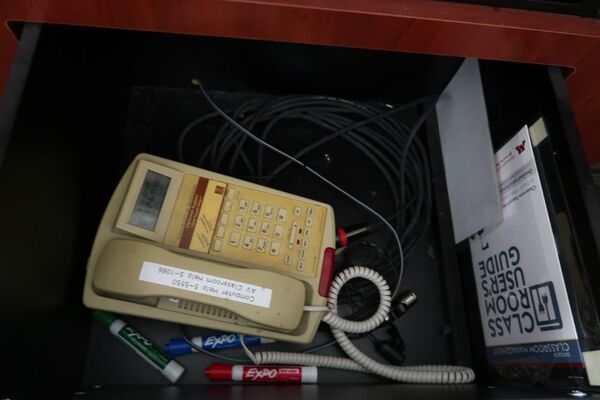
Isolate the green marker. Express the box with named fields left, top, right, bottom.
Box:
left=93, top=310, right=185, bottom=383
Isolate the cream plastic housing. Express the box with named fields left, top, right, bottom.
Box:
left=83, top=154, right=336, bottom=343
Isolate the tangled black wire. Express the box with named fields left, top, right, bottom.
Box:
left=178, top=92, right=433, bottom=317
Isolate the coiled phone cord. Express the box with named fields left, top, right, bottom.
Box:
left=243, top=266, right=476, bottom=384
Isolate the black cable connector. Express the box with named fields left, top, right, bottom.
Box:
left=373, top=336, right=406, bottom=365
left=388, top=290, right=418, bottom=322
left=369, top=290, right=417, bottom=364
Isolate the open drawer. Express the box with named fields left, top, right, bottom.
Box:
left=0, top=23, right=599, bottom=399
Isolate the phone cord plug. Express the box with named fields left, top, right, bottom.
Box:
left=335, top=224, right=374, bottom=248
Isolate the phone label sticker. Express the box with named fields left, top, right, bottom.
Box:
left=139, top=261, right=272, bottom=308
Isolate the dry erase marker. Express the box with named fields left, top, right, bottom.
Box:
left=165, top=333, right=275, bottom=356
left=93, top=310, right=185, bottom=383
left=206, top=363, right=318, bottom=383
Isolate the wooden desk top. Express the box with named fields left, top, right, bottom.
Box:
left=1, top=0, right=599, bottom=163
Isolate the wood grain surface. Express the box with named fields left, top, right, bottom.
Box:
left=1, top=0, right=599, bottom=162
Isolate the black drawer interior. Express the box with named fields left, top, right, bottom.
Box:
left=1, top=23, right=599, bottom=398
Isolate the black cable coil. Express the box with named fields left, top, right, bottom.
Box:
left=178, top=92, right=434, bottom=320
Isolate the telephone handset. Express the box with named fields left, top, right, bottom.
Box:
left=83, top=154, right=336, bottom=343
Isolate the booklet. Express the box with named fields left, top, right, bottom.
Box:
left=469, top=124, right=583, bottom=369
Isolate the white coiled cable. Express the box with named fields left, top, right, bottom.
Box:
left=248, top=266, right=475, bottom=384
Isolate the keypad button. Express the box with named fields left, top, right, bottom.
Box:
left=299, top=249, right=307, bottom=259
left=226, top=188, right=236, bottom=199
left=276, top=208, right=288, bottom=222
left=242, top=235, right=255, bottom=250
left=302, top=238, right=309, bottom=248
left=234, top=215, right=245, bottom=230
left=269, top=242, right=281, bottom=256
left=260, top=221, right=272, bottom=236
left=264, top=206, right=274, bottom=219
left=305, top=217, right=313, bottom=227
left=297, top=261, right=305, bottom=271
left=284, top=255, right=293, bottom=265
left=223, top=200, right=232, bottom=211
left=247, top=219, right=258, bottom=233
left=273, top=225, right=284, bottom=239
left=294, top=207, right=302, bottom=216
left=228, top=232, right=241, bottom=247
left=216, top=226, right=225, bottom=238
left=213, top=239, right=223, bottom=252
left=257, top=239, right=267, bottom=253
left=307, top=207, right=315, bottom=217
left=238, top=199, right=249, bottom=212
left=304, top=228, right=311, bottom=237
left=288, top=222, right=298, bottom=248
left=220, top=213, right=229, bottom=225
left=251, top=202, right=262, bottom=216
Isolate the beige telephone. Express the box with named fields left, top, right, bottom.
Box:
left=83, top=154, right=336, bottom=343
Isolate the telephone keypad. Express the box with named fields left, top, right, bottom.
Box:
left=211, top=185, right=326, bottom=277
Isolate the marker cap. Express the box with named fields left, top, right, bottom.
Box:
left=163, top=360, right=185, bottom=383
left=206, top=364, right=233, bottom=381
left=165, top=338, right=192, bottom=356
left=93, top=310, right=117, bottom=328
left=301, top=366, right=318, bottom=383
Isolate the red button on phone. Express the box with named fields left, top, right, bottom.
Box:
left=318, top=247, right=335, bottom=297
